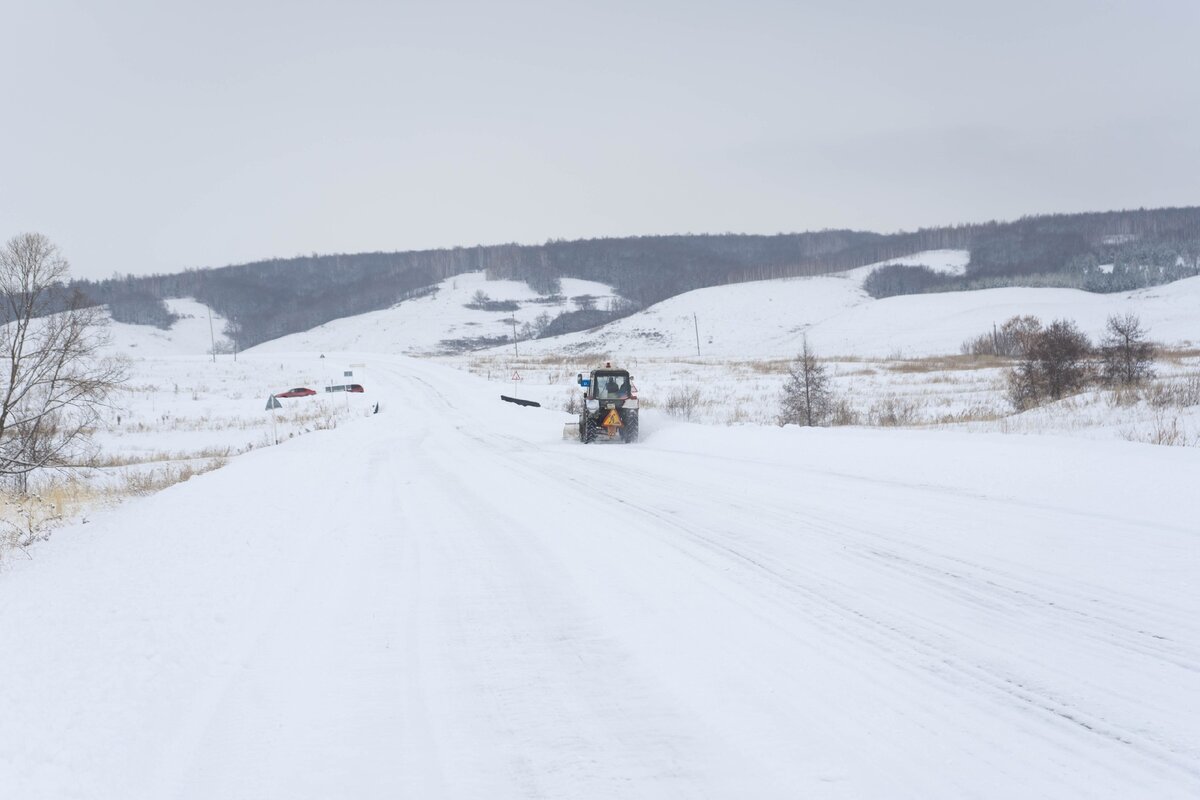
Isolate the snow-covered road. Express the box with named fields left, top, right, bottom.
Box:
left=2, top=356, right=1198, bottom=798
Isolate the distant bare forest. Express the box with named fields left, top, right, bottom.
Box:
left=67, top=206, right=1200, bottom=350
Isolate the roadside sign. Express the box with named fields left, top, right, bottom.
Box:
left=512, top=371, right=523, bottom=381
left=602, top=408, right=623, bottom=427
left=265, top=395, right=282, bottom=410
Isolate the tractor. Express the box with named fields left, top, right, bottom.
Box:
left=572, top=364, right=639, bottom=443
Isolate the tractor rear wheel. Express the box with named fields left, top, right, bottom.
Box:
left=622, top=411, right=639, bottom=443
left=582, top=415, right=598, bottom=443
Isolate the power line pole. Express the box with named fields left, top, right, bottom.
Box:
left=694, top=313, right=701, bottom=356
left=208, top=306, right=216, bottom=363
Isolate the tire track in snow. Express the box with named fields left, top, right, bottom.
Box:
left=376, top=357, right=1200, bottom=794
left=581, top=456, right=1200, bottom=784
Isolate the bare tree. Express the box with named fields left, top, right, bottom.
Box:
left=468, top=289, right=490, bottom=308
left=1001, top=315, right=1043, bottom=357
left=780, top=337, right=833, bottom=426
left=1007, top=319, right=1092, bottom=410
left=1100, top=312, right=1156, bottom=386
left=961, top=315, right=1043, bottom=357
left=0, top=233, right=126, bottom=488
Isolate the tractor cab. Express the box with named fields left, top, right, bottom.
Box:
left=581, top=369, right=635, bottom=401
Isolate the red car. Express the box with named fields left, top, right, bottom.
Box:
left=276, top=387, right=316, bottom=398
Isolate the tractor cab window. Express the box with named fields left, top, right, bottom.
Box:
left=597, top=375, right=628, bottom=399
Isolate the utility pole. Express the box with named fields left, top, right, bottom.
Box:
left=512, top=317, right=519, bottom=356
left=208, top=306, right=216, bottom=363
left=694, top=313, right=701, bottom=357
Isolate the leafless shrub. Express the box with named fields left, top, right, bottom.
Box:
left=1008, top=319, right=1093, bottom=410
left=664, top=386, right=703, bottom=420
left=1099, top=313, right=1156, bottom=387
left=0, top=493, right=62, bottom=552
left=867, top=396, right=923, bottom=426
left=829, top=399, right=860, bottom=426
left=962, top=315, right=1042, bottom=357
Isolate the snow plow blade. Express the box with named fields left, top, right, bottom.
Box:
left=500, top=395, right=540, bottom=408
left=562, top=423, right=580, bottom=441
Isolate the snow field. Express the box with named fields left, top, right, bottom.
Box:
left=449, top=348, right=1200, bottom=446
left=1, top=357, right=1198, bottom=798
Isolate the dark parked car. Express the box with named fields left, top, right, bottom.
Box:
left=276, top=387, right=317, bottom=398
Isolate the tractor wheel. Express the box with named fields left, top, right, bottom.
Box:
left=583, top=416, right=598, bottom=443
left=622, top=411, right=639, bottom=443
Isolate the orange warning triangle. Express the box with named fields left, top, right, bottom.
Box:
left=602, top=408, right=623, bottom=427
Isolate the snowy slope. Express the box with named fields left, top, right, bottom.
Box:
left=249, top=271, right=616, bottom=355
left=2, top=358, right=1198, bottom=799
left=839, top=247, right=970, bottom=280
left=103, top=298, right=233, bottom=357
left=815, top=278, right=1200, bottom=358
left=505, top=264, right=1200, bottom=360
left=242, top=251, right=968, bottom=358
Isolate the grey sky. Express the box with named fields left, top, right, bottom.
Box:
left=3, top=0, right=1197, bottom=280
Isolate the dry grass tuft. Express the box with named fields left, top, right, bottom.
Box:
left=1146, top=375, right=1200, bottom=409
left=116, top=458, right=228, bottom=496
left=886, top=354, right=1009, bottom=373
left=1122, top=413, right=1197, bottom=447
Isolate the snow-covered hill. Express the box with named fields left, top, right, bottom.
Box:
left=499, top=253, right=1200, bottom=360
left=249, top=272, right=617, bottom=356
left=102, top=298, right=233, bottom=357
left=108, top=252, right=1196, bottom=361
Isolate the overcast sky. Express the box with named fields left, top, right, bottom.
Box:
left=3, top=0, right=1197, bottom=280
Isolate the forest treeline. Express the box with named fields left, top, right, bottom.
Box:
left=863, top=207, right=1200, bottom=298
left=64, top=206, right=1200, bottom=350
